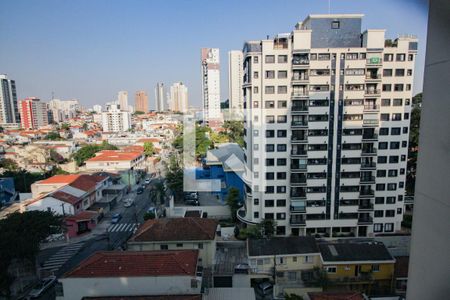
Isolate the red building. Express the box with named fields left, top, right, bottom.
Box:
left=19, top=97, right=48, bottom=129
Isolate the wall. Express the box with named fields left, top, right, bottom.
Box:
left=59, top=276, right=201, bottom=300
left=248, top=253, right=322, bottom=274
left=324, top=263, right=394, bottom=281
left=26, top=197, right=76, bottom=215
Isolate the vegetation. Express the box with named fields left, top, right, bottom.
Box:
left=223, top=120, right=244, bottom=147
left=225, top=187, right=240, bottom=222
left=143, top=141, right=156, bottom=156
left=0, top=211, right=62, bottom=296
left=49, top=149, right=66, bottom=164
left=45, top=131, right=63, bottom=141
left=60, top=123, right=70, bottom=131
left=195, top=125, right=212, bottom=158
left=0, top=159, right=19, bottom=171
left=406, top=93, right=422, bottom=195
left=133, top=111, right=145, bottom=115
left=72, top=141, right=118, bottom=166
left=402, top=214, right=413, bottom=229
left=236, top=219, right=277, bottom=239
left=143, top=211, right=156, bottom=220
left=165, top=155, right=184, bottom=201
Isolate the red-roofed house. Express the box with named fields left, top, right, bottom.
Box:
left=65, top=210, right=99, bottom=238
left=58, top=250, right=201, bottom=300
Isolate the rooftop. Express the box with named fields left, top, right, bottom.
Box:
left=319, top=241, right=395, bottom=263
left=87, top=150, right=143, bottom=162
left=63, top=250, right=199, bottom=278
left=130, top=217, right=218, bottom=242
left=248, top=236, right=319, bottom=257
left=83, top=296, right=201, bottom=300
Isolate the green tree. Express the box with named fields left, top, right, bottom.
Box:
left=0, top=159, right=19, bottom=171
left=60, top=123, right=70, bottom=131
left=195, top=125, right=212, bottom=158
left=0, top=211, right=62, bottom=296
left=260, top=219, right=277, bottom=238
left=45, top=131, right=63, bottom=140
left=133, top=111, right=145, bottom=115
left=143, top=141, right=155, bottom=156
left=143, top=211, right=156, bottom=220
left=154, top=182, right=166, bottom=204
left=100, top=140, right=118, bottom=150
left=73, top=144, right=101, bottom=166
left=223, top=120, right=244, bottom=147
left=226, top=187, right=241, bottom=222
left=2, top=170, right=48, bottom=192
left=166, top=155, right=184, bottom=201
left=82, top=123, right=88, bottom=130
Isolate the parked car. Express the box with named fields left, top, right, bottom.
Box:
left=123, top=198, right=134, bottom=208
left=184, top=192, right=198, bottom=200
left=27, top=276, right=56, bottom=298
left=111, top=213, right=122, bottom=224
left=137, top=187, right=144, bottom=194
left=145, top=178, right=151, bottom=184
left=185, top=199, right=200, bottom=206
left=257, top=282, right=273, bottom=296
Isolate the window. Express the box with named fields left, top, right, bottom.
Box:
left=277, top=144, right=287, bottom=152
left=253, top=56, right=259, bottom=63
left=391, top=127, right=401, bottom=135
left=276, top=213, right=286, bottom=220
left=277, top=158, right=287, bottom=166
left=277, top=130, right=287, bottom=137
left=253, top=86, right=259, bottom=94
left=265, top=212, right=274, bottom=219
left=408, top=54, right=414, bottom=61
left=379, top=128, right=389, bottom=135
left=265, top=55, right=275, bottom=63
left=265, top=199, right=274, bottom=207
left=266, top=186, right=275, bottom=194
left=372, top=264, right=380, bottom=272
left=276, top=199, right=286, bottom=207
left=176, top=243, right=183, bottom=247
left=265, top=101, right=275, bottom=108
left=389, top=156, right=399, bottom=163
left=390, top=142, right=400, bottom=149
left=388, top=169, right=398, bottom=177
left=378, top=156, right=387, bottom=164
left=160, top=245, right=168, bottom=250
left=378, top=142, right=388, bottom=150
left=386, top=210, right=395, bottom=217
left=278, top=71, right=288, bottom=78
left=266, top=173, right=274, bottom=180
left=386, top=196, right=396, bottom=204
left=382, top=84, right=392, bottom=92
left=254, top=198, right=259, bottom=205
left=397, top=208, right=403, bottom=214
left=266, top=144, right=275, bottom=152
left=403, top=127, right=409, bottom=134
left=254, top=212, right=259, bottom=218
left=266, top=130, right=275, bottom=138
left=331, top=21, right=340, bottom=29
left=375, top=197, right=385, bottom=204
left=376, top=183, right=386, bottom=191
left=404, top=113, right=410, bottom=120
left=385, top=223, right=394, bottom=232
left=293, top=257, right=297, bottom=262
left=393, top=99, right=403, bottom=106
left=384, top=54, right=393, bottom=61
left=278, top=86, right=287, bottom=94
left=277, top=186, right=286, bottom=193
left=265, top=70, right=275, bottom=79
left=278, top=55, right=288, bottom=63
left=383, top=69, right=392, bottom=77
left=387, top=183, right=397, bottom=191
left=381, top=99, right=391, bottom=106
left=394, top=84, right=404, bottom=91
left=380, top=114, right=390, bottom=121
left=375, top=210, right=384, bottom=218
left=266, top=116, right=275, bottom=124
left=374, top=223, right=383, bottom=232
left=278, top=100, right=287, bottom=108
left=265, top=86, right=275, bottom=94
left=253, top=101, right=259, bottom=108
left=198, top=243, right=204, bottom=249
left=377, top=170, right=387, bottom=177
left=266, top=158, right=274, bottom=166
left=396, top=54, right=406, bottom=61
left=395, top=69, right=405, bottom=76
left=253, top=71, right=259, bottom=79
left=326, top=266, right=337, bottom=273
left=277, top=115, right=287, bottom=123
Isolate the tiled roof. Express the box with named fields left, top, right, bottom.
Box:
left=82, top=296, right=202, bottom=300
left=138, top=138, right=160, bottom=143
left=308, top=292, right=365, bottom=300
left=51, top=190, right=81, bottom=205
left=130, top=218, right=218, bottom=242
left=37, top=174, right=81, bottom=185
left=70, top=175, right=107, bottom=192
left=319, top=241, right=395, bottom=262
left=248, top=237, right=319, bottom=257
left=65, top=210, right=98, bottom=222
left=87, top=150, right=143, bottom=162
left=63, top=250, right=199, bottom=278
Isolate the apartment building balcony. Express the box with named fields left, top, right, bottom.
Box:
left=362, top=133, right=378, bottom=141
left=366, top=57, right=383, bottom=65
left=291, top=105, right=309, bottom=113
left=363, top=119, right=379, bottom=127
left=360, top=176, right=376, bottom=184
left=361, top=162, right=376, bottom=169
left=306, top=214, right=327, bottom=221
left=363, top=104, right=380, bottom=112
left=291, top=136, right=307, bottom=143
left=290, top=216, right=306, bottom=226
left=361, top=147, right=377, bottom=156
left=290, top=164, right=307, bottom=171
left=292, top=54, right=310, bottom=67
left=291, top=149, right=307, bottom=156
left=290, top=203, right=306, bottom=213
left=307, top=200, right=326, bottom=207
left=339, top=199, right=359, bottom=207
left=358, top=203, right=374, bottom=211
left=365, top=74, right=382, bottom=81
left=357, top=216, right=374, bottom=225
left=364, top=89, right=381, bottom=96
left=290, top=174, right=307, bottom=186
left=338, top=213, right=359, bottom=220
left=291, top=91, right=309, bottom=98
left=359, top=189, right=375, bottom=198
left=292, top=76, right=309, bottom=83
left=291, top=121, right=308, bottom=128
left=290, top=190, right=307, bottom=199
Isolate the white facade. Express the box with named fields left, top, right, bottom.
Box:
left=101, top=104, right=131, bottom=132
left=169, top=82, right=188, bottom=113
left=48, top=99, right=80, bottom=122
left=228, top=50, right=244, bottom=115
left=238, top=14, right=417, bottom=238
left=93, top=105, right=102, bottom=113
left=0, top=74, right=20, bottom=124
left=201, top=48, right=221, bottom=121
left=155, top=82, right=166, bottom=112
left=117, top=90, right=128, bottom=111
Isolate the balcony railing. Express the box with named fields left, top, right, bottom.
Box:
left=363, top=119, right=379, bottom=126
left=363, top=104, right=380, bottom=111
left=290, top=217, right=306, bottom=225
left=291, top=150, right=307, bottom=156
left=291, top=193, right=307, bottom=199
left=290, top=205, right=306, bottom=213
left=360, top=190, right=375, bottom=197
left=361, top=148, right=377, bottom=155
left=365, top=89, right=381, bottom=95
left=360, top=176, right=376, bottom=183
left=291, top=164, right=307, bottom=170
left=292, top=91, right=309, bottom=97
left=358, top=203, right=374, bottom=210
left=291, top=121, right=308, bottom=127
left=358, top=216, right=374, bottom=224
left=362, top=133, right=378, bottom=140
left=292, top=75, right=309, bottom=81
left=366, top=57, right=382, bottom=65
left=291, top=136, right=307, bottom=142
left=291, top=177, right=307, bottom=185
left=338, top=213, right=359, bottom=220
left=365, top=74, right=381, bottom=80
left=307, top=200, right=326, bottom=207
left=361, top=162, right=376, bottom=169
left=292, top=105, right=308, bottom=112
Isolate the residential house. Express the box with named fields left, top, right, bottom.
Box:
left=57, top=250, right=202, bottom=300
left=128, top=218, right=218, bottom=267
left=318, top=241, right=395, bottom=295
left=65, top=210, right=99, bottom=238
left=247, top=237, right=323, bottom=297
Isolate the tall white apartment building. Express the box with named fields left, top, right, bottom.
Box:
left=48, top=99, right=80, bottom=122
left=228, top=50, right=244, bottom=116
left=238, top=14, right=417, bottom=238
left=118, top=91, right=128, bottom=111
left=0, top=74, right=20, bottom=124
left=169, top=82, right=188, bottom=113
left=93, top=105, right=102, bottom=114
left=155, top=83, right=166, bottom=112
left=101, top=103, right=131, bottom=132
left=201, top=48, right=221, bottom=123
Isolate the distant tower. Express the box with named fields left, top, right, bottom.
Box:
left=228, top=50, right=244, bottom=116
left=169, top=82, right=188, bottom=113
left=135, top=91, right=149, bottom=113
left=155, top=83, right=165, bottom=112
left=117, top=91, right=128, bottom=111
left=0, top=74, right=20, bottom=124
left=19, top=97, right=48, bottom=129
left=201, top=48, right=221, bottom=123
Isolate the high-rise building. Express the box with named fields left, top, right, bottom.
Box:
left=238, top=14, right=417, bottom=237
left=155, top=83, right=166, bottom=112
left=118, top=91, right=128, bottom=111
left=93, top=105, right=102, bottom=114
left=201, top=48, right=221, bottom=122
left=228, top=50, right=244, bottom=115
left=101, top=104, right=131, bottom=132
left=0, top=74, right=20, bottom=124
left=169, top=82, right=188, bottom=113
left=135, top=91, right=148, bottom=113
left=48, top=99, right=80, bottom=122
left=19, top=97, right=48, bottom=129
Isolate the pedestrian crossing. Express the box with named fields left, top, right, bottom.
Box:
left=107, top=223, right=140, bottom=233
left=41, top=242, right=84, bottom=273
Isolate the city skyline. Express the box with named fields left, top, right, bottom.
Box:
left=0, top=0, right=427, bottom=108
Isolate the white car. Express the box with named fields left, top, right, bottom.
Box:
left=145, top=178, right=151, bottom=184
left=123, top=198, right=134, bottom=208
left=28, top=276, right=56, bottom=298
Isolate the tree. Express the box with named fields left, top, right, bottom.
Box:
left=166, top=155, right=184, bottom=201
left=195, top=125, right=212, bottom=158
left=143, top=141, right=155, bottom=156
left=0, top=211, right=62, bottom=296
left=72, top=142, right=118, bottom=166
left=134, top=111, right=145, bottom=115
left=225, top=187, right=241, bottom=222
left=60, top=123, right=70, bottom=131
left=260, top=219, right=276, bottom=238
left=0, top=159, right=19, bottom=171
left=154, top=182, right=166, bottom=205
left=223, top=120, right=244, bottom=147
left=100, top=140, right=118, bottom=150
left=82, top=123, right=88, bottom=130
left=2, top=170, right=48, bottom=192
left=143, top=211, right=156, bottom=220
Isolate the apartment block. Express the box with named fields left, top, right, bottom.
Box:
left=0, top=74, right=20, bottom=125
left=201, top=48, right=221, bottom=123
left=135, top=90, right=149, bottom=113
left=155, top=82, right=166, bottom=112
left=169, top=82, right=188, bottom=113
left=19, top=97, right=49, bottom=129
left=228, top=50, right=244, bottom=116
left=238, top=14, right=417, bottom=238
left=101, top=103, right=131, bottom=132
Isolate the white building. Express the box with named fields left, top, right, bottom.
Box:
left=18, top=97, right=48, bottom=129
left=228, top=50, right=244, bottom=116
left=57, top=250, right=202, bottom=300
left=238, top=14, right=417, bottom=238
left=48, top=99, right=80, bottom=122
left=155, top=82, right=166, bottom=112
left=169, top=82, right=188, bottom=113
left=0, top=74, right=20, bottom=124
left=201, top=48, right=221, bottom=122
left=117, top=90, right=128, bottom=111
left=93, top=105, right=102, bottom=113
left=101, top=104, right=131, bottom=132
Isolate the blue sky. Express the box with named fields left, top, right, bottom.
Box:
left=0, top=0, right=428, bottom=109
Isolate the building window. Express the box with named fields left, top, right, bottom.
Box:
left=375, top=210, right=384, bottom=218
left=326, top=266, right=337, bottom=273
left=383, top=69, right=392, bottom=77
left=265, top=100, right=275, bottom=108
left=372, top=264, right=380, bottom=272
left=278, top=100, right=287, bottom=108
left=293, top=257, right=297, bottom=262
left=276, top=213, right=286, bottom=220
left=198, top=243, right=204, bottom=249
left=381, top=99, right=391, bottom=106
left=265, top=55, right=275, bottom=63
left=374, top=223, right=383, bottom=232
left=331, top=21, right=340, bottom=29
left=380, top=114, right=390, bottom=121
left=277, top=172, right=287, bottom=180
left=276, top=199, right=286, bottom=207
left=278, top=55, right=288, bottom=63
left=265, top=70, right=275, bottom=79
left=253, top=71, right=259, bottom=79
left=386, top=210, right=395, bottom=217
left=253, top=56, right=259, bottom=63
left=278, top=86, right=288, bottom=94
left=176, top=243, right=183, bottom=247
left=266, top=158, right=275, bottom=166
left=385, top=223, right=394, bottom=232
left=277, top=144, right=287, bottom=152
left=277, top=158, right=287, bottom=166
left=375, top=197, right=385, bottom=204
left=254, top=198, right=259, bottom=205
left=266, top=116, right=275, bottom=124
left=265, top=173, right=275, bottom=180
left=266, top=144, right=275, bottom=152
left=265, top=199, right=274, bottom=207
left=253, top=87, right=259, bottom=94
left=254, top=212, right=259, bottom=218
left=278, top=70, right=288, bottom=78
left=160, top=245, right=168, bottom=250
left=277, top=115, right=287, bottom=123
left=277, top=186, right=286, bottom=193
